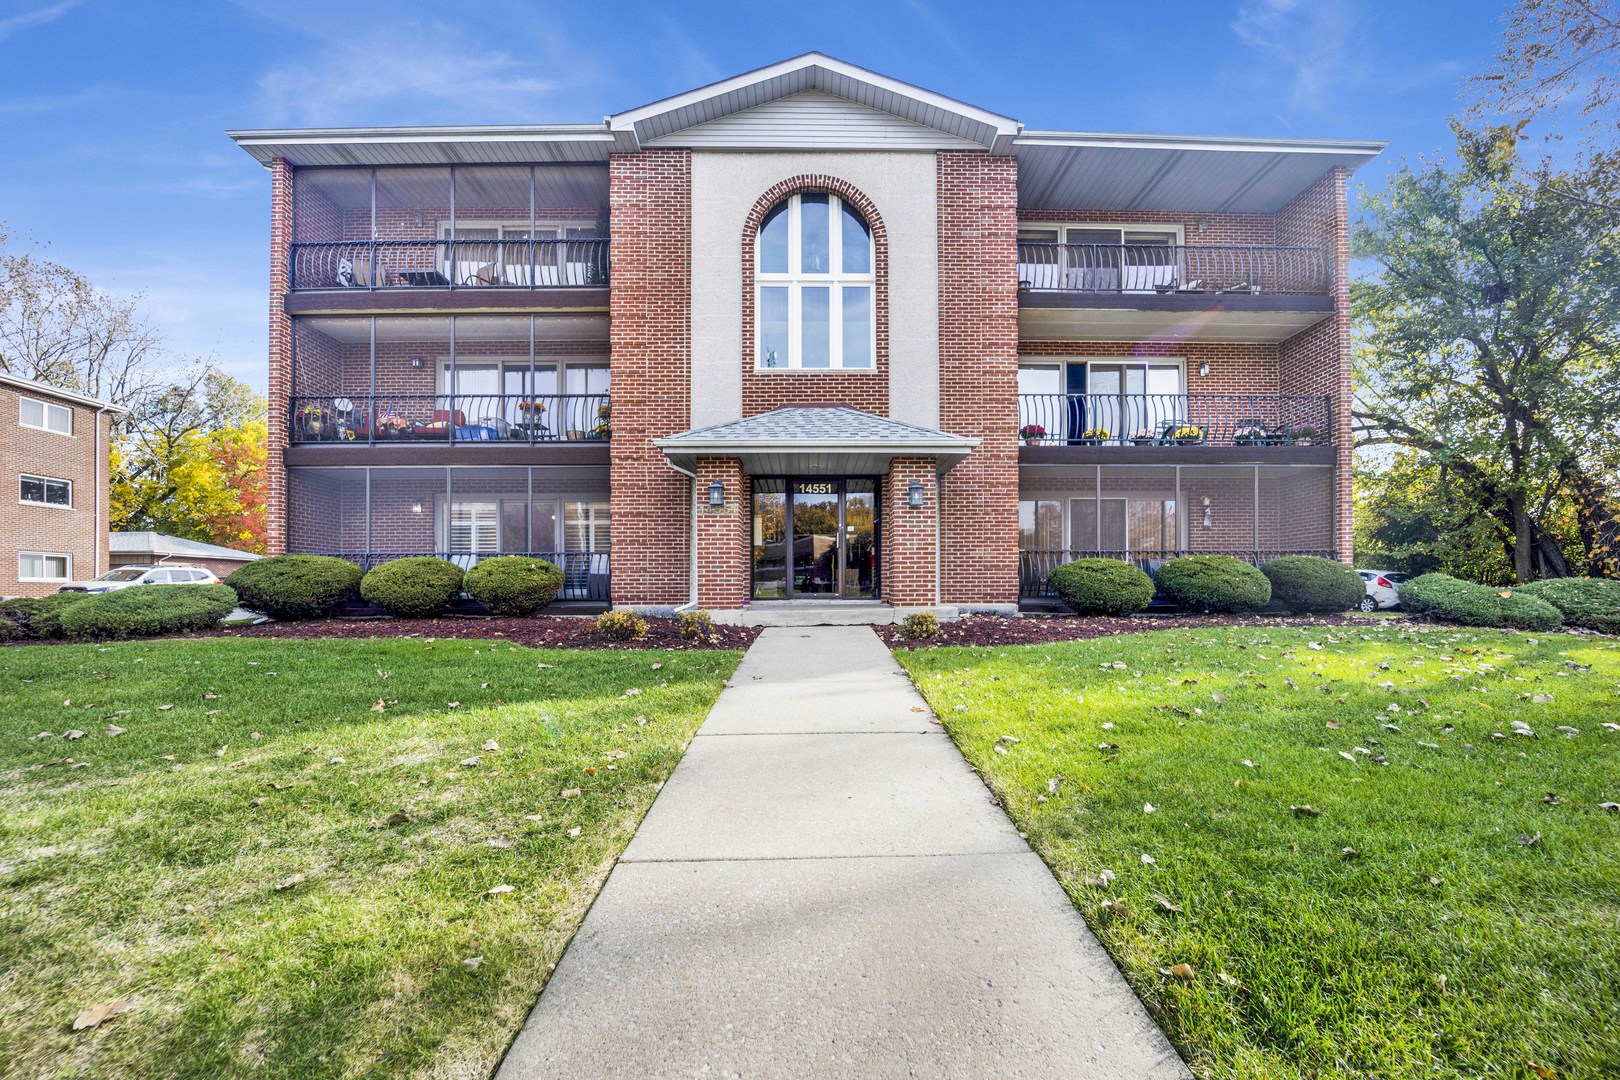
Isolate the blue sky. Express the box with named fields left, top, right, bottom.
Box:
left=0, top=0, right=1502, bottom=391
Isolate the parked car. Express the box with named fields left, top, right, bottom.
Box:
left=1356, top=569, right=1408, bottom=612
left=59, top=565, right=223, bottom=594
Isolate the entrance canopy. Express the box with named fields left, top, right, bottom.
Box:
left=655, top=406, right=978, bottom=476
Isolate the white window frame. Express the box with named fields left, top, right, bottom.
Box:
left=19, top=396, right=74, bottom=436
left=1016, top=223, right=1184, bottom=294
left=755, top=192, right=876, bottom=371
left=1016, top=357, right=1187, bottom=443
left=19, top=474, right=73, bottom=509
left=18, top=551, right=72, bottom=582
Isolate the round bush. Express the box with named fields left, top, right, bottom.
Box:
left=1516, top=577, right=1620, bottom=634
left=1398, top=573, right=1562, bottom=632
left=1154, top=555, right=1272, bottom=614
left=1048, top=558, right=1155, bottom=616
left=224, top=555, right=362, bottom=620
left=58, top=584, right=239, bottom=640
left=594, top=609, right=647, bottom=641
left=359, top=557, right=465, bottom=618
left=0, top=593, right=84, bottom=639
left=1262, top=555, right=1366, bottom=614
left=463, top=556, right=564, bottom=616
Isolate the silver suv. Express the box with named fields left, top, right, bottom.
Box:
left=58, top=565, right=223, bottom=594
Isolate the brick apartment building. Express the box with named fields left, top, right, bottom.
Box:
left=230, top=54, right=1382, bottom=614
left=0, top=373, right=124, bottom=598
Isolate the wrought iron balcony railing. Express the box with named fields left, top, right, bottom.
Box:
left=289, top=393, right=610, bottom=444
left=310, top=551, right=610, bottom=602
left=1016, top=393, right=1333, bottom=448
left=1016, top=243, right=1330, bottom=296
left=1018, top=548, right=1338, bottom=599
left=289, top=237, right=610, bottom=290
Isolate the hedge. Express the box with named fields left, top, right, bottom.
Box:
left=1048, top=558, right=1155, bottom=616
left=58, top=584, right=239, bottom=640
left=1515, top=577, right=1620, bottom=634
left=359, top=557, right=465, bottom=618
left=224, top=555, right=362, bottom=620
left=0, top=593, right=83, bottom=639
left=0, top=616, right=21, bottom=643
left=1154, top=555, right=1272, bottom=614
left=1262, top=555, right=1366, bottom=615
left=463, top=556, right=564, bottom=616
left=1398, top=573, right=1562, bottom=632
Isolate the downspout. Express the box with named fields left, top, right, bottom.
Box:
left=93, top=404, right=111, bottom=578
left=662, top=458, right=700, bottom=611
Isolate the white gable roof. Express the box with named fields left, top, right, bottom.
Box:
left=642, top=89, right=985, bottom=151
left=608, top=53, right=1020, bottom=152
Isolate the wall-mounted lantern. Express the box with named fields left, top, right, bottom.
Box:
left=410, top=356, right=425, bottom=369
left=1198, top=361, right=1210, bottom=377
left=907, top=480, right=926, bottom=509
left=707, top=479, right=725, bottom=507
left=411, top=502, right=423, bottom=515
left=1201, top=496, right=1212, bottom=529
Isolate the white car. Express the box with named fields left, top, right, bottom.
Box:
left=1356, top=569, right=1408, bottom=612
left=59, top=565, right=223, bottom=594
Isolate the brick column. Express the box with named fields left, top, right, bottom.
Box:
left=882, top=457, right=939, bottom=607
left=266, top=158, right=293, bottom=555
left=936, top=152, right=1019, bottom=605
left=694, top=457, right=748, bottom=609
left=609, top=149, right=693, bottom=607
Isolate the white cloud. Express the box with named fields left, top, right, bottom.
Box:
left=0, top=0, right=83, bottom=43
left=1232, top=0, right=1358, bottom=114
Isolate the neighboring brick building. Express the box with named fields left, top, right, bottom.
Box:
left=0, top=373, right=124, bottom=598
left=230, top=53, right=1382, bottom=614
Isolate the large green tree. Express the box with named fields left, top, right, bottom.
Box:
left=1351, top=126, right=1620, bottom=582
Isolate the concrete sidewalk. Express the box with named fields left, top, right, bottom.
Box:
left=497, top=626, right=1189, bottom=1079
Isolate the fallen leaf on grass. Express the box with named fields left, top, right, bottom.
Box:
left=64, top=729, right=86, bottom=741
left=1046, top=777, right=1062, bottom=794
left=1140, top=853, right=1156, bottom=865
left=604, top=749, right=628, bottom=760
left=486, top=837, right=514, bottom=849
left=72, top=998, right=135, bottom=1032
left=1290, top=805, right=1320, bottom=817
left=385, top=811, right=412, bottom=825
left=1082, top=869, right=1117, bottom=888
left=275, top=873, right=306, bottom=892
left=370, top=700, right=387, bottom=713
left=1152, top=893, right=1182, bottom=913
left=486, top=884, right=514, bottom=896
left=106, top=725, right=126, bottom=736
left=158, top=705, right=173, bottom=712
left=1163, top=963, right=1196, bottom=981
left=482, top=739, right=500, bottom=752
left=460, top=757, right=481, bottom=768
left=1600, top=803, right=1620, bottom=813
left=566, top=826, right=582, bottom=838
left=1517, top=832, right=1542, bottom=847
left=560, top=788, right=581, bottom=799
left=1217, top=972, right=1240, bottom=988
left=446, top=701, right=460, bottom=710
left=1338, top=751, right=1357, bottom=763
left=462, top=956, right=483, bottom=970
left=1101, top=898, right=1131, bottom=917
left=1341, top=846, right=1360, bottom=858
left=1143, top=803, right=1156, bottom=814
left=1524, top=1060, right=1555, bottom=1079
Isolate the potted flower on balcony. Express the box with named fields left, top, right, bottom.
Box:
left=1288, top=424, right=1324, bottom=446
left=590, top=402, right=612, bottom=440
left=1130, top=427, right=1156, bottom=446
left=1168, top=424, right=1206, bottom=445
left=1019, top=423, right=1047, bottom=446
left=373, top=414, right=410, bottom=440
left=1232, top=420, right=1269, bottom=446
left=1077, top=427, right=1109, bottom=446
left=298, top=403, right=333, bottom=439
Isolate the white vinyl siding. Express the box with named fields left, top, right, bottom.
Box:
left=20, top=396, right=73, bottom=435
left=644, top=90, right=983, bottom=150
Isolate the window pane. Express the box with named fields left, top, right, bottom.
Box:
left=799, top=193, right=830, bottom=273
left=1036, top=500, right=1063, bottom=549
left=759, top=287, right=789, bottom=368
left=531, top=500, right=559, bottom=551
left=801, top=287, right=830, bottom=368
left=841, top=286, right=871, bottom=368
left=841, top=201, right=871, bottom=274
left=20, top=398, right=43, bottom=428
left=20, top=476, right=44, bottom=503
left=759, top=202, right=789, bottom=274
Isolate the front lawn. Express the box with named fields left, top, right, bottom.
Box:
left=0, top=637, right=741, bottom=1078
left=897, top=624, right=1620, bottom=1080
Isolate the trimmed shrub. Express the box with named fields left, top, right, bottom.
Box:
left=595, top=610, right=647, bottom=641
left=0, top=616, right=21, bottom=643
left=677, top=609, right=713, bottom=641
left=463, top=556, right=564, bottom=616
left=1516, top=577, right=1620, bottom=634
left=1155, top=555, right=1272, bottom=614
left=901, top=611, right=940, bottom=640
left=223, top=555, right=361, bottom=620
left=0, top=593, right=83, bottom=639
left=1398, top=573, right=1562, bottom=632
left=1048, top=558, right=1155, bottom=616
left=1262, top=555, right=1366, bottom=615
left=58, top=584, right=239, bottom=640
left=359, top=557, right=465, bottom=618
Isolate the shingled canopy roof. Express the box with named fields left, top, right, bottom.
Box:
left=654, top=406, right=978, bottom=476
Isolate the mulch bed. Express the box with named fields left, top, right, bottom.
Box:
left=195, top=614, right=761, bottom=651
left=877, top=612, right=1402, bottom=648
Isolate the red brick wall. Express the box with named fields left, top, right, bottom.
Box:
left=881, top=457, right=938, bottom=606
left=937, top=151, right=1020, bottom=606
left=694, top=458, right=747, bottom=608
left=609, top=150, right=692, bottom=606
left=1277, top=166, right=1352, bottom=561
left=267, top=158, right=293, bottom=555
left=739, top=175, right=890, bottom=416
left=0, top=386, right=112, bottom=597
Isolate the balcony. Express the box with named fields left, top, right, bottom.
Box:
left=1017, top=393, right=1334, bottom=454
left=291, top=393, right=609, bottom=445
left=1016, top=242, right=1335, bottom=343
left=287, top=164, right=610, bottom=309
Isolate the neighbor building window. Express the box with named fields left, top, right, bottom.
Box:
left=18, top=552, right=71, bottom=582
left=19, top=474, right=72, bottom=508
left=20, top=396, right=73, bottom=435
left=757, top=192, right=874, bottom=370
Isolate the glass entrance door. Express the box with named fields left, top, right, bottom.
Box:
left=752, top=477, right=880, bottom=600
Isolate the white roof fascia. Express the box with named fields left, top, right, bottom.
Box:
left=1016, top=130, right=1387, bottom=159
left=226, top=125, right=615, bottom=166
left=608, top=52, right=1020, bottom=152
left=0, top=372, right=127, bottom=413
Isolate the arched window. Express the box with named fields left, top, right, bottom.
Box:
left=756, top=192, right=874, bottom=370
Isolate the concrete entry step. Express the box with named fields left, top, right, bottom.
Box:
left=714, top=602, right=958, bottom=627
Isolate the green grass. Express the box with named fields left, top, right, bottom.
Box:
left=896, top=623, right=1620, bottom=1080
left=0, top=636, right=741, bottom=1078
